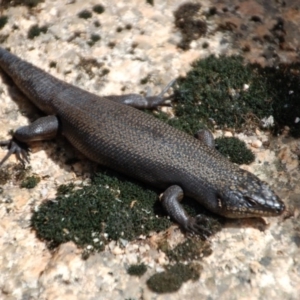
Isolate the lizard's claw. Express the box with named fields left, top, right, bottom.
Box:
left=185, top=215, right=212, bottom=239
left=0, top=139, right=29, bottom=167
left=144, top=79, right=176, bottom=108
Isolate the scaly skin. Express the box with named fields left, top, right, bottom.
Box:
left=0, top=47, right=285, bottom=234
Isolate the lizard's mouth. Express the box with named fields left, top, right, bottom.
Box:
left=221, top=191, right=285, bottom=218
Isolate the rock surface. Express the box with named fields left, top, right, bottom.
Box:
left=0, top=0, right=299, bottom=299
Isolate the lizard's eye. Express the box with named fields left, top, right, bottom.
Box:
left=244, top=196, right=257, bottom=207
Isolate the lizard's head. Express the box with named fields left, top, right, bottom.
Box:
left=218, top=170, right=285, bottom=218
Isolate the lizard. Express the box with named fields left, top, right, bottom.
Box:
left=0, top=46, right=285, bottom=234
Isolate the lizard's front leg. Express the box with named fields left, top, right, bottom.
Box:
left=0, top=115, right=59, bottom=166
left=160, top=185, right=214, bottom=237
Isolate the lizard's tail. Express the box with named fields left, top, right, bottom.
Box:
left=0, top=47, right=66, bottom=114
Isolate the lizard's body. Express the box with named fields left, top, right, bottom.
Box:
left=0, top=47, right=285, bottom=233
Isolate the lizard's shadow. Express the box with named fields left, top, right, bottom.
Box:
left=223, top=217, right=269, bottom=231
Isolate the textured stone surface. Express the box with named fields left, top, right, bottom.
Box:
left=0, top=0, right=299, bottom=299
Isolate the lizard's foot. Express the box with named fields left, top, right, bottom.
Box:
left=185, top=215, right=212, bottom=238
left=0, top=139, right=29, bottom=167
left=160, top=185, right=212, bottom=238
left=144, top=79, right=176, bottom=108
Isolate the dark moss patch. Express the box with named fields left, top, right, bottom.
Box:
left=146, top=263, right=201, bottom=293
left=127, top=263, right=147, bottom=277
left=27, top=24, right=48, bottom=39
left=108, top=41, right=116, bottom=48
left=101, top=68, right=110, bottom=76
left=56, top=183, right=75, bottom=195
left=0, top=164, right=30, bottom=186
left=77, top=57, right=104, bottom=79
left=0, top=167, right=11, bottom=185
left=166, top=239, right=212, bottom=262
left=49, top=61, right=57, bottom=68
left=20, top=0, right=43, bottom=7
left=171, top=55, right=272, bottom=134
left=31, top=169, right=172, bottom=250
left=0, top=16, right=8, bottom=30
left=255, top=62, right=300, bottom=137
left=202, top=42, right=209, bottom=48
left=94, top=20, right=101, bottom=27
left=140, top=75, right=151, bottom=85
left=87, top=33, right=101, bottom=46
left=1, top=0, right=44, bottom=8
left=164, top=55, right=300, bottom=137
left=78, top=10, right=92, bottom=19
left=92, top=4, right=105, bottom=14
left=215, top=137, right=255, bottom=165
left=21, top=175, right=40, bottom=189
left=174, top=2, right=207, bottom=50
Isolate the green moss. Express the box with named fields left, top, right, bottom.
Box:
left=173, top=3, right=207, bottom=50
left=78, top=57, right=104, bottom=79
left=108, top=41, right=116, bottom=48
left=56, top=183, right=75, bottom=195
left=216, top=137, right=255, bottom=165
left=101, top=68, right=110, bottom=76
left=21, top=0, right=43, bottom=7
left=146, top=263, right=201, bottom=293
left=87, top=33, right=101, bottom=46
left=127, top=263, right=147, bottom=277
left=91, top=34, right=101, bottom=42
left=49, top=61, right=57, bottom=68
left=171, top=56, right=273, bottom=134
left=31, top=169, right=172, bottom=250
left=0, top=16, right=8, bottom=30
left=166, top=55, right=300, bottom=137
left=166, top=239, right=212, bottom=262
left=94, top=20, right=101, bottom=27
left=0, top=164, right=30, bottom=185
left=27, top=25, right=48, bottom=39
left=92, top=4, right=105, bottom=14
left=0, top=168, right=11, bottom=185
left=140, top=75, right=151, bottom=85
left=21, top=175, right=40, bottom=189
left=255, top=62, right=300, bottom=137
left=1, top=0, right=44, bottom=8
left=78, top=10, right=92, bottom=19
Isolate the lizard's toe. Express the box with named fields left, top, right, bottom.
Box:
left=0, top=139, right=29, bottom=167
left=185, top=215, right=212, bottom=238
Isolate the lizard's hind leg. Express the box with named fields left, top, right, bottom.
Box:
left=0, top=115, right=59, bottom=166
